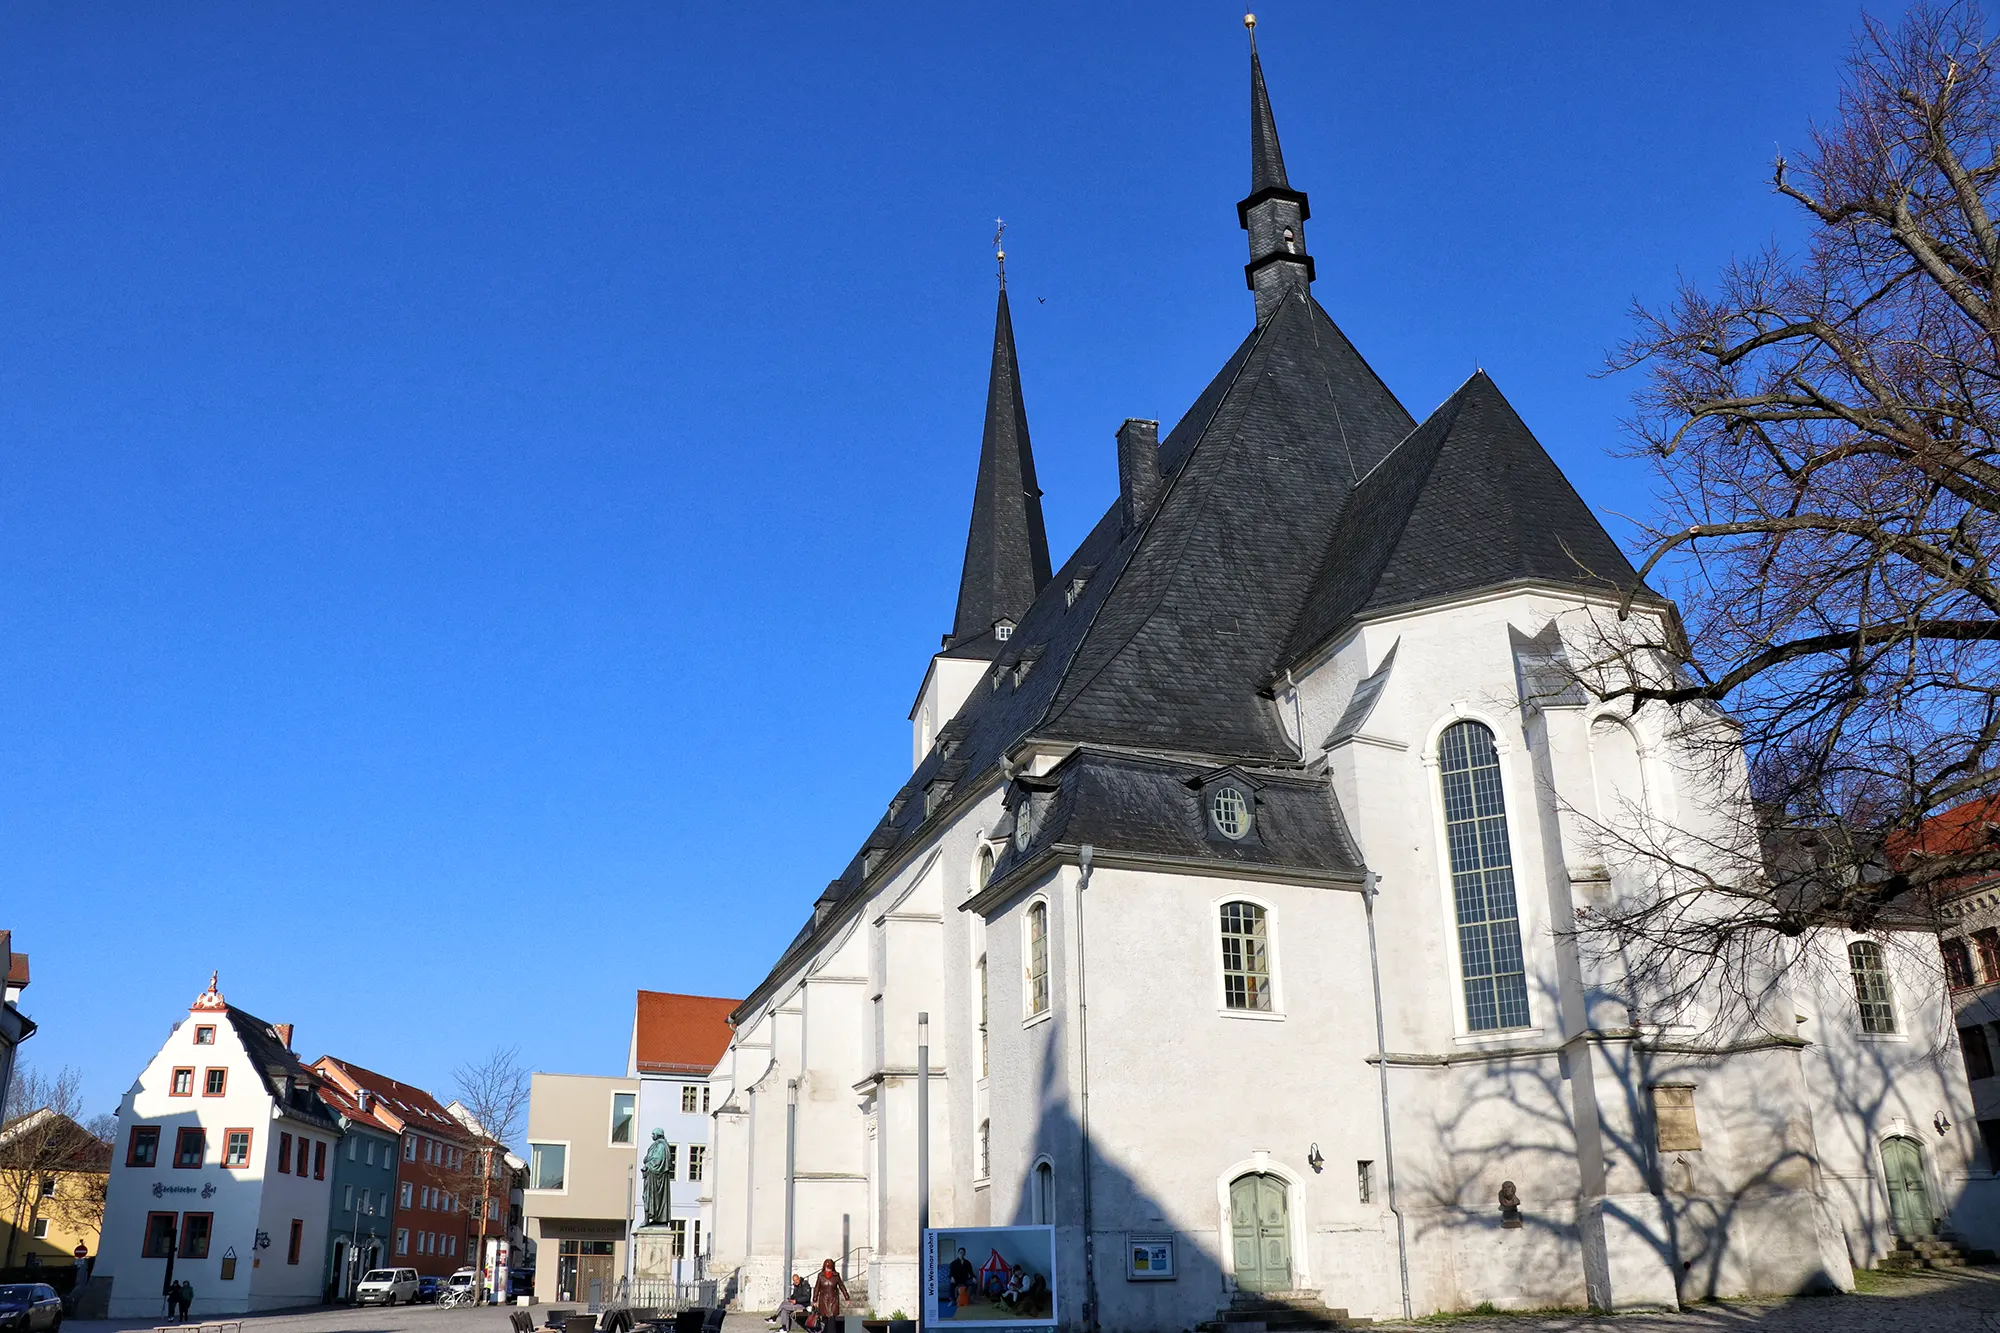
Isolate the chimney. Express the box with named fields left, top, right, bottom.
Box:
left=274, top=1023, right=293, bottom=1050
left=1117, top=418, right=1162, bottom=531
left=357, top=1088, right=372, bottom=1113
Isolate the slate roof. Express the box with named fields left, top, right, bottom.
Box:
left=225, top=1006, right=340, bottom=1131
left=1248, top=44, right=1291, bottom=201
left=1283, top=372, right=1649, bottom=666
left=972, top=749, right=1365, bottom=909
left=950, top=287, right=1052, bottom=648
left=632, top=990, right=737, bottom=1075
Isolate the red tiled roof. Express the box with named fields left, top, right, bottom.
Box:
left=0, top=932, right=25, bottom=988
left=316, top=1055, right=469, bottom=1141
left=634, top=991, right=736, bottom=1074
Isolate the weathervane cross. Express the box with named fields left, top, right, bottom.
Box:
left=993, top=218, right=1007, bottom=288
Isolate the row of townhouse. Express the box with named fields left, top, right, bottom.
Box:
left=520, top=990, right=736, bottom=1305
left=93, top=975, right=530, bottom=1319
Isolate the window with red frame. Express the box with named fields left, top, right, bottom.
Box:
left=313, top=1140, right=326, bottom=1179
left=169, top=1067, right=194, bottom=1097
left=1978, top=929, right=2000, bottom=983
left=203, top=1068, right=226, bottom=1096
left=278, top=1132, right=292, bottom=1174
left=143, top=1212, right=178, bottom=1258
left=1949, top=939, right=1977, bottom=990
left=287, top=1218, right=303, bottom=1265
left=223, top=1129, right=253, bottom=1169
left=179, top=1212, right=212, bottom=1259
left=127, top=1126, right=160, bottom=1168
left=172, top=1127, right=205, bottom=1169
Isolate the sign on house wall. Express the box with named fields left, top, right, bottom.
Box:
left=922, top=1226, right=1057, bottom=1330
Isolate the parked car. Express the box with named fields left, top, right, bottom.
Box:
left=355, top=1268, right=420, bottom=1306
left=417, top=1276, right=443, bottom=1304
left=0, top=1284, right=63, bottom=1332
left=439, top=1269, right=479, bottom=1307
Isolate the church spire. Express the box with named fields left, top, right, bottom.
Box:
left=949, top=233, right=1052, bottom=649
left=1237, top=14, right=1314, bottom=323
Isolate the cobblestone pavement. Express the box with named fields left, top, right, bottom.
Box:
left=61, top=1272, right=2000, bottom=1333
left=71, top=1303, right=525, bottom=1333
left=1375, top=1266, right=2000, bottom=1330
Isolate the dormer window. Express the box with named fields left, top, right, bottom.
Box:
left=1066, top=578, right=1087, bottom=607
left=1210, top=786, right=1252, bottom=839
left=1013, top=659, right=1033, bottom=687
left=925, top=780, right=952, bottom=816
left=994, top=620, right=1015, bottom=642
left=888, top=795, right=906, bottom=822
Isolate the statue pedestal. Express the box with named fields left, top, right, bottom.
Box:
left=631, top=1226, right=680, bottom=1282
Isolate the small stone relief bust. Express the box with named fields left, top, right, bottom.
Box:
left=1498, top=1180, right=1523, bottom=1229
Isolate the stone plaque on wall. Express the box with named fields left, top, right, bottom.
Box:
left=1652, top=1084, right=1702, bottom=1152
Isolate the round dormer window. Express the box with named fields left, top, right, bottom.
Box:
left=1210, top=786, right=1251, bottom=839
left=1013, top=803, right=1034, bottom=851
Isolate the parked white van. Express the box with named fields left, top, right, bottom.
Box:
left=355, top=1268, right=420, bottom=1306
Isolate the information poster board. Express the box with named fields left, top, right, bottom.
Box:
left=1126, top=1233, right=1175, bottom=1281
left=923, top=1225, right=1058, bottom=1330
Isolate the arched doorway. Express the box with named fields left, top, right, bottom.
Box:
left=1230, top=1173, right=1292, bottom=1293
left=1882, top=1136, right=1935, bottom=1238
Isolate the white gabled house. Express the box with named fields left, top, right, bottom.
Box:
left=97, top=975, right=342, bottom=1318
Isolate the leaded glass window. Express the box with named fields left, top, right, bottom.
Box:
left=1026, top=902, right=1050, bottom=1016
left=1220, top=901, right=1272, bottom=1010
left=1850, top=941, right=1898, bottom=1033
left=1438, top=720, right=1530, bottom=1031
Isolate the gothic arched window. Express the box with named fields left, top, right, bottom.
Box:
left=1438, top=720, right=1531, bottom=1031
left=1849, top=941, right=1898, bottom=1033
left=1219, top=901, right=1272, bottom=1011
left=1025, top=902, right=1050, bottom=1018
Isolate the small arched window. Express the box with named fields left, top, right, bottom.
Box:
left=977, top=955, right=989, bottom=1076
left=1031, top=1160, right=1055, bottom=1225
left=977, top=845, right=995, bottom=890
left=1945, top=938, right=1975, bottom=991
left=1026, top=902, right=1050, bottom=1017
left=1849, top=941, right=1898, bottom=1033
left=1219, top=902, right=1272, bottom=1011
left=1438, top=720, right=1530, bottom=1031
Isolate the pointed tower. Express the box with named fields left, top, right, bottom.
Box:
left=1238, top=14, right=1315, bottom=324
left=909, top=244, right=1054, bottom=768
left=949, top=255, right=1052, bottom=647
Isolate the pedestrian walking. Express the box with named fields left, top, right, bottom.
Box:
left=811, top=1259, right=848, bottom=1325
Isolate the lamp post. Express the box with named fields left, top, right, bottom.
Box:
left=784, top=1079, right=798, bottom=1290
left=917, top=1012, right=929, bottom=1331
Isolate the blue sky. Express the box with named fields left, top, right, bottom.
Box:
left=1, top=1, right=1887, bottom=1120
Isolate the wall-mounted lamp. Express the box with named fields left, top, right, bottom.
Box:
left=1936, top=1111, right=1953, bottom=1136
left=1306, top=1144, right=1324, bottom=1173
left=255, top=1231, right=271, bottom=1250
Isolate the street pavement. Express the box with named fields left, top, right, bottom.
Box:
left=57, top=1269, right=2000, bottom=1332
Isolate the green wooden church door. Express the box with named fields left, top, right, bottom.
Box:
left=1231, top=1173, right=1292, bottom=1293
left=1882, top=1136, right=1935, bottom=1238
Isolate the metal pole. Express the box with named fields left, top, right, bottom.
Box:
left=784, top=1079, right=799, bottom=1290
left=840, top=1213, right=850, bottom=1281
left=917, top=1012, right=930, bottom=1333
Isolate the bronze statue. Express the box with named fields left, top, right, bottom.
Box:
left=641, top=1129, right=672, bottom=1226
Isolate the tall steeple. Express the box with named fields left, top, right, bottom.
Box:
left=1238, top=14, right=1314, bottom=324
left=949, top=232, right=1052, bottom=649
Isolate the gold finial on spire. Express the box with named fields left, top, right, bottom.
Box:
left=1244, top=13, right=1258, bottom=53
left=993, top=217, right=1008, bottom=289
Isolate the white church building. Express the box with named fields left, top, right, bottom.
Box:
left=703, top=24, right=1999, bottom=1327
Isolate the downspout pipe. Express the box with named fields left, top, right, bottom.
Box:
left=784, top=1078, right=799, bottom=1290
left=1363, top=871, right=1413, bottom=1321
left=1076, top=844, right=1099, bottom=1333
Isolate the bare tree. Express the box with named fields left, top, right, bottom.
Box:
left=0, top=1066, right=108, bottom=1267
left=1581, top=1, right=2000, bottom=979
left=445, top=1046, right=530, bottom=1304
